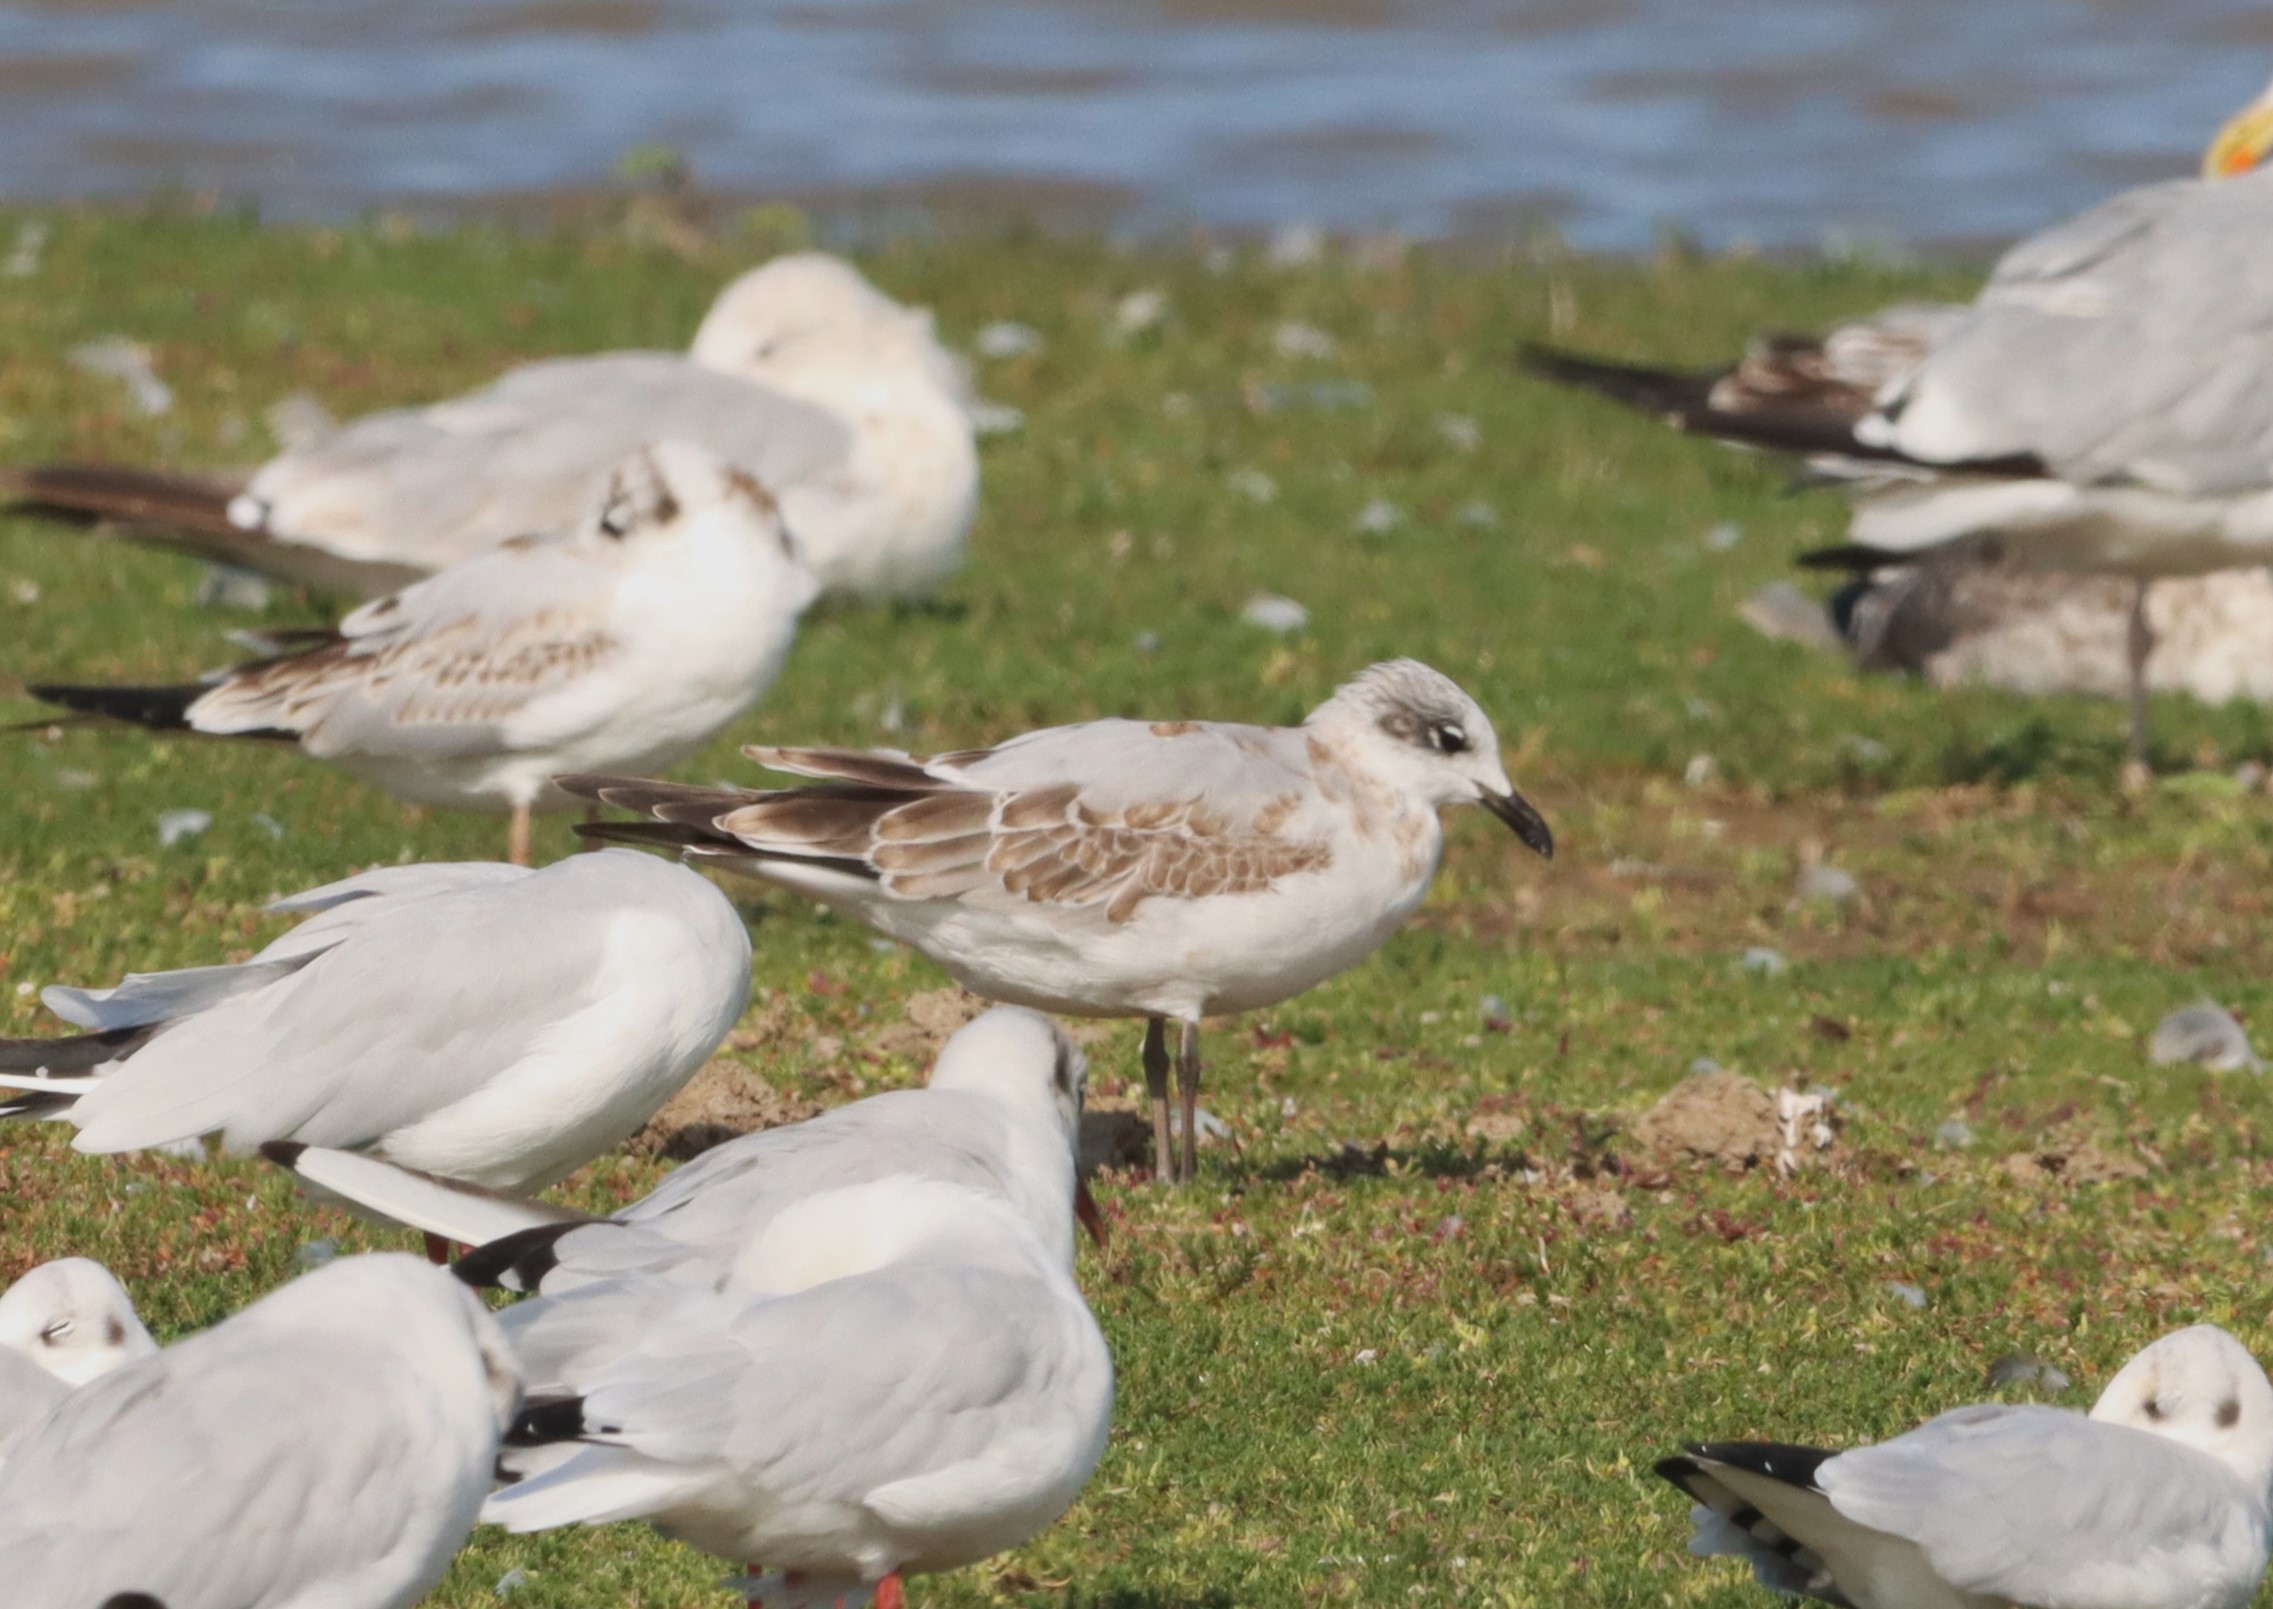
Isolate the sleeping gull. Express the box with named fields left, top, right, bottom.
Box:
left=1754, top=535, right=2273, bottom=707
left=0, top=1254, right=521, bottom=1609
left=484, top=1177, right=1113, bottom=1609
left=562, top=658, right=1553, bottom=1185
left=0, top=852, right=750, bottom=1259
left=0, top=1258, right=156, bottom=1464
left=1660, top=1323, right=2273, bottom=1609
left=1526, top=84, right=2273, bottom=772
left=1, top=252, right=978, bottom=602
left=26, top=439, right=818, bottom=864
left=260, top=1005, right=1102, bottom=1290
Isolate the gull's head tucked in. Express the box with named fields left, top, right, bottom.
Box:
left=1307, top=659, right=1553, bottom=859
left=2091, top=1323, right=2273, bottom=1491
left=928, top=1006, right=1089, bottom=1155
left=2204, top=75, right=2273, bottom=178
left=691, top=252, right=963, bottom=401
left=0, top=1259, right=156, bottom=1388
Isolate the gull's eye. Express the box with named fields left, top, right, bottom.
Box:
left=1427, top=722, right=1469, bottom=755
left=39, top=1319, right=71, bottom=1344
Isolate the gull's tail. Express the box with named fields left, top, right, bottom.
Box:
left=258, top=1143, right=592, bottom=1247
left=1656, top=1443, right=1853, bottom=1608
left=23, top=681, right=205, bottom=733
left=0, top=463, right=425, bottom=596
left=1, top=464, right=242, bottom=544
left=0, top=1025, right=152, bottom=1119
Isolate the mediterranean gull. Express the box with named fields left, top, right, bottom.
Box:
left=484, top=1177, right=1113, bottom=1609
left=0, top=852, right=750, bottom=1259
left=1661, top=1323, right=2273, bottom=1609
left=0, top=1254, right=521, bottom=1609
left=563, top=657, right=1553, bottom=1184
left=261, top=1004, right=1103, bottom=1290
left=1526, top=85, right=2273, bottom=771
left=1, top=252, right=978, bottom=602
left=0, top=1259, right=156, bottom=1464
left=27, top=439, right=818, bottom=865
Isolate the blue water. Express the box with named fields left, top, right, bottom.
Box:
left=0, top=0, right=2267, bottom=250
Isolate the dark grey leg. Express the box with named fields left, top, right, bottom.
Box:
left=1142, top=1017, right=1174, bottom=1184
left=1175, top=1019, right=1202, bottom=1186
left=2127, top=577, right=2154, bottom=774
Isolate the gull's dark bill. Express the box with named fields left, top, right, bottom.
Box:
left=1485, top=788, right=1555, bottom=859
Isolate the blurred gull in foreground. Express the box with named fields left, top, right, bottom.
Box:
left=263, top=1006, right=1102, bottom=1289
left=485, top=1179, right=1112, bottom=1609
left=0, top=1259, right=155, bottom=1464
left=1660, top=1324, right=2273, bottom=1609
left=0, top=854, right=750, bottom=1259
left=0, top=1255, right=520, bottom=1609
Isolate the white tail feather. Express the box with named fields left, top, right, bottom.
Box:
left=276, top=1145, right=589, bottom=1243
left=482, top=1449, right=704, bottom=1531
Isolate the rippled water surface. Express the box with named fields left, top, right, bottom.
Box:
left=2, top=0, right=2269, bottom=249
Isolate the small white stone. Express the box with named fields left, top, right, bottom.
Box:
left=1886, top=1281, right=1928, bottom=1309
left=1740, top=947, right=1789, bottom=977
left=1353, top=1347, right=1379, bottom=1365
left=68, top=336, right=172, bottom=416
left=968, top=399, right=1025, bottom=437
left=1112, top=289, right=1167, bottom=336
left=1705, top=521, right=1743, bottom=552
left=1352, top=499, right=1404, bottom=536
left=1273, top=320, right=1337, bottom=360
left=1934, top=1119, right=1974, bottom=1149
left=1241, top=594, right=1309, bottom=634
left=974, top=320, right=1044, bottom=360
left=1683, top=753, right=1717, bottom=787
left=1228, top=467, right=1278, bottom=504
left=1133, top=630, right=1161, bottom=655
left=1455, top=499, right=1498, bottom=528
left=157, top=808, right=213, bottom=847
left=1436, top=413, right=1481, bottom=452
left=1795, top=863, right=1859, bottom=904
left=2149, top=1001, right=2261, bottom=1073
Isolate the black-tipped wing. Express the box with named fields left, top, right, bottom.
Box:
left=1658, top=1443, right=1855, bottom=1608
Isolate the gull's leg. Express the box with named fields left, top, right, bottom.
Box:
left=1175, top=1018, right=1202, bottom=1186
left=422, top=1232, right=453, bottom=1266
left=2125, top=577, right=2154, bottom=784
left=1142, top=1016, right=1174, bottom=1185
left=507, top=803, right=533, bottom=867
left=875, top=1574, right=906, bottom=1609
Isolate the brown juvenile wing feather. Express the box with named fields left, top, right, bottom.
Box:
left=743, top=745, right=953, bottom=790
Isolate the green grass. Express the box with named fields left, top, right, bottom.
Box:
left=4, top=204, right=2273, bottom=1607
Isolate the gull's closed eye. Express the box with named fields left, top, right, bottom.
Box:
left=39, top=1318, right=71, bottom=1343
left=1428, top=722, right=1468, bottom=754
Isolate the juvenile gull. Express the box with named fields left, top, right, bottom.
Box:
left=1, top=252, right=978, bottom=602
left=261, top=1005, right=1101, bottom=1289
left=0, top=1259, right=156, bottom=1464
left=1526, top=85, right=2273, bottom=770
left=564, top=658, right=1552, bottom=1183
left=1660, top=1324, right=2273, bottom=1609
left=485, top=1178, right=1113, bottom=1609
left=27, top=440, right=818, bottom=864
left=0, top=853, right=750, bottom=1258
left=0, top=1254, right=521, bottom=1609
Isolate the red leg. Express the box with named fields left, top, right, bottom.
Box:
left=423, top=1232, right=453, bottom=1266
left=875, top=1572, right=905, bottom=1609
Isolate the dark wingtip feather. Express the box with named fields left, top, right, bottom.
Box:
left=452, top=1222, right=576, bottom=1291
left=0, top=1023, right=152, bottom=1074
left=27, top=682, right=205, bottom=731
left=1518, top=344, right=1721, bottom=420
left=258, top=1139, right=309, bottom=1170
left=1683, top=1440, right=1838, bottom=1492
left=1796, top=543, right=1908, bottom=573
left=506, top=1394, right=590, bottom=1447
